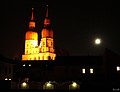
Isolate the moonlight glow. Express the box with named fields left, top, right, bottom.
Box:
left=95, top=38, right=101, bottom=45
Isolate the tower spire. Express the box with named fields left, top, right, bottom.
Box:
left=29, top=7, right=35, bottom=29
left=44, top=5, right=50, bottom=26
left=31, top=8, right=34, bottom=20
left=46, top=5, right=48, bottom=18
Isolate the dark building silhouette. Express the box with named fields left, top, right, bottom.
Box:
left=0, top=48, right=120, bottom=90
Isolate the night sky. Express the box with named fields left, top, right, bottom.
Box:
left=0, top=0, right=120, bottom=59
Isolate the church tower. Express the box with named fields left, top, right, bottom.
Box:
left=39, top=5, right=56, bottom=60
left=22, top=8, right=39, bottom=60
left=22, top=5, right=56, bottom=61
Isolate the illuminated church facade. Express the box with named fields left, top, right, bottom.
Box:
left=22, top=5, right=56, bottom=61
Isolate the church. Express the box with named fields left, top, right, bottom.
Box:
left=22, top=5, right=56, bottom=61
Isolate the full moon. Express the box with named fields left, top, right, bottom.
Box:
left=95, top=38, right=101, bottom=45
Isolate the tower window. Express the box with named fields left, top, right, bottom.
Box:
left=82, top=68, right=85, bottom=74
left=51, top=42, right=53, bottom=46
left=26, top=51, right=28, bottom=54
left=43, top=42, right=45, bottom=46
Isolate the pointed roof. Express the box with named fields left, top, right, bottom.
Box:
left=29, top=7, right=35, bottom=29
left=46, top=5, right=48, bottom=18
left=44, top=5, right=50, bottom=26
left=31, top=8, right=34, bottom=20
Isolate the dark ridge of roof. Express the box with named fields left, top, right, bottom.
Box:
left=54, top=56, right=103, bottom=65
left=0, top=54, right=17, bottom=64
left=19, top=56, right=103, bottom=66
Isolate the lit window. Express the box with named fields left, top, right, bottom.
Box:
left=82, top=68, right=85, bottom=74
left=9, top=78, right=11, bottom=80
left=29, top=64, right=31, bottom=66
left=5, top=78, right=8, bottom=80
left=23, top=64, right=25, bottom=67
left=90, top=68, right=93, bottom=74
left=116, top=66, right=120, bottom=71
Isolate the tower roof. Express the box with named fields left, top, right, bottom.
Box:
left=42, top=5, right=53, bottom=38
left=46, top=5, right=48, bottom=18
left=44, top=5, right=50, bottom=26
left=31, top=8, right=34, bottom=20
left=29, top=8, right=35, bottom=29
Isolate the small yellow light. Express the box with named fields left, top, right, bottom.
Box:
left=22, top=82, right=27, bottom=87
left=23, top=64, right=25, bottom=66
left=9, top=78, right=11, bottom=80
left=29, top=64, right=31, bottom=66
left=46, top=82, right=51, bottom=87
left=72, top=82, right=77, bottom=87
left=5, top=78, right=8, bottom=80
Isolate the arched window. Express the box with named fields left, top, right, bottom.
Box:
left=48, top=56, right=51, bottom=60
left=42, top=56, right=44, bottom=60
left=34, top=57, right=36, bottom=60
left=38, top=57, right=40, bottom=60
left=43, top=42, right=45, bottom=46
left=51, top=42, right=53, bottom=46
